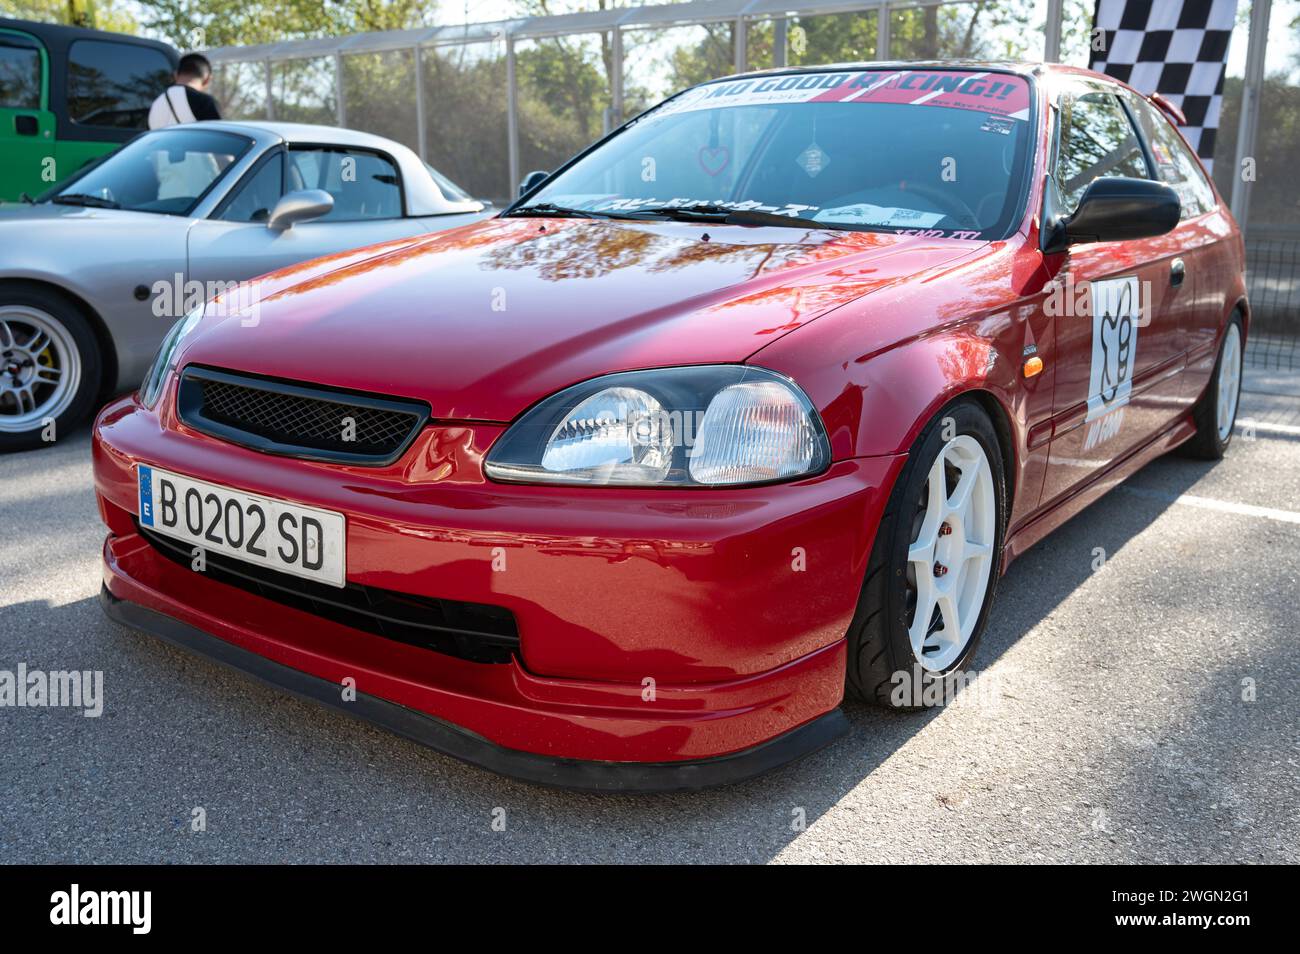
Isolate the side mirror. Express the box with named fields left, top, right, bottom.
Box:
left=518, top=170, right=548, bottom=198
left=268, top=189, right=334, bottom=231
left=1043, top=177, right=1180, bottom=254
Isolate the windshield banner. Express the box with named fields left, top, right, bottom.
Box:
left=654, top=70, right=1031, bottom=122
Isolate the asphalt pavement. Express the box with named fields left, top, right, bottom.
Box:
left=1, top=374, right=1296, bottom=864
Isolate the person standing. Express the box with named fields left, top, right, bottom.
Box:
left=148, top=53, right=222, bottom=128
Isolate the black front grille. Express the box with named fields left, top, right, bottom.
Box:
left=138, top=524, right=519, bottom=665
left=177, top=366, right=428, bottom=465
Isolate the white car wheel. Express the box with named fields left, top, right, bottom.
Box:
left=905, top=433, right=997, bottom=671
left=1215, top=322, right=1242, bottom=442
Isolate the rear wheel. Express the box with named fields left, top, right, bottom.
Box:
left=1182, top=314, right=1243, bottom=460
left=846, top=400, right=1006, bottom=709
left=0, top=288, right=102, bottom=453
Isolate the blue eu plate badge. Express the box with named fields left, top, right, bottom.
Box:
left=138, top=465, right=154, bottom=526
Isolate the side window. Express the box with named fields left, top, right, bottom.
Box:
left=1129, top=96, right=1217, bottom=218
left=220, top=152, right=284, bottom=223
left=286, top=147, right=402, bottom=221
left=67, top=40, right=172, bottom=129
left=0, top=35, right=42, bottom=109
left=1054, top=89, right=1149, bottom=212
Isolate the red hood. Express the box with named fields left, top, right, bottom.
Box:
left=180, top=217, right=982, bottom=422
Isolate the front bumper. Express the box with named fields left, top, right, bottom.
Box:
left=100, top=585, right=849, bottom=792
left=94, top=392, right=903, bottom=787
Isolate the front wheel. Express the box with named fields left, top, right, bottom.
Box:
left=0, top=288, right=102, bottom=452
left=846, top=400, right=1006, bottom=709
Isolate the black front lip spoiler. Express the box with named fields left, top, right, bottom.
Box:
left=100, top=586, right=849, bottom=793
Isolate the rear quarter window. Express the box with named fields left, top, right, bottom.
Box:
left=0, top=34, right=42, bottom=109
left=67, top=40, right=172, bottom=129
left=1128, top=94, right=1218, bottom=218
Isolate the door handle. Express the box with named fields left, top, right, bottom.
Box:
left=1169, top=258, right=1186, bottom=288
left=14, top=115, right=38, bottom=136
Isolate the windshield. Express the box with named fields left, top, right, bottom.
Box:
left=50, top=128, right=253, bottom=215
left=522, top=68, right=1034, bottom=239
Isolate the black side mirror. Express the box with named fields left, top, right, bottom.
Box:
left=1043, top=176, right=1180, bottom=254
left=518, top=170, right=549, bottom=198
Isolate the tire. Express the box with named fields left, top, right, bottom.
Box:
left=0, top=285, right=103, bottom=453
left=1181, top=313, right=1244, bottom=461
left=845, top=399, right=1007, bottom=710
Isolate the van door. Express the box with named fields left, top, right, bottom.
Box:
left=0, top=30, right=55, bottom=202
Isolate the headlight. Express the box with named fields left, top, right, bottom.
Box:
left=484, top=366, right=830, bottom=487
left=139, top=307, right=203, bottom=408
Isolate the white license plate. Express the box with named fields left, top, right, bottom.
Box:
left=137, top=465, right=346, bottom=587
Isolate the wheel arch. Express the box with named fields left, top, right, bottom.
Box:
left=0, top=278, right=119, bottom=400
left=961, top=387, right=1017, bottom=516
left=1230, top=295, right=1249, bottom=342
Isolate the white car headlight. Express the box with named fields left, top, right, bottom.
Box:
left=484, top=366, right=830, bottom=487
left=139, top=307, right=203, bottom=408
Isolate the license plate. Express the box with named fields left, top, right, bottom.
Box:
left=137, top=465, right=346, bottom=587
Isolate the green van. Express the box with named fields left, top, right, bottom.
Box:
left=0, top=17, right=178, bottom=203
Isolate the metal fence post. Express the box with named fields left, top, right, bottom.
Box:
left=773, top=17, right=788, bottom=68
left=876, top=2, right=890, bottom=60
left=413, top=45, right=427, bottom=161
left=735, top=17, right=747, bottom=72
left=264, top=59, right=274, bottom=120
left=1231, top=0, right=1272, bottom=231
left=610, top=27, right=624, bottom=130
left=334, top=52, right=346, bottom=127
left=506, top=33, right=520, bottom=201
left=1044, top=0, right=1064, bottom=62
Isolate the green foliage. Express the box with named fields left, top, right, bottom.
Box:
left=1, top=0, right=137, bottom=33
left=127, top=0, right=431, bottom=50
left=1213, top=73, right=1300, bottom=228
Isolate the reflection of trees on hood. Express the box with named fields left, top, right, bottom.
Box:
left=479, top=223, right=659, bottom=282
left=478, top=220, right=821, bottom=283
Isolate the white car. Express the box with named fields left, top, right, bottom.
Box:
left=0, top=121, right=490, bottom=450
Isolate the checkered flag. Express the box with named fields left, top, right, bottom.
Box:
left=1089, top=0, right=1237, bottom=171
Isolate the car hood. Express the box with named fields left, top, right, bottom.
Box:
left=178, top=216, right=983, bottom=422
left=0, top=201, right=189, bottom=230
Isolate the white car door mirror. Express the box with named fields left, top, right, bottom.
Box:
left=268, top=190, right=333, bottom=231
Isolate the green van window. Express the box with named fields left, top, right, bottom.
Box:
left=0, top=35, right=41, bottom=110
left=67, top=39, right=172, bottom=129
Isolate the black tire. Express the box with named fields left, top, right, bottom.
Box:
left=0, top=284, right=103, bottom=453
left=845, top=399, right=1007, bottom=709
left=1180, top=313, right=1244, bottom=461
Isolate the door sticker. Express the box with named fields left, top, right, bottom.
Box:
left=1086, top=277, right=1139, bottom=422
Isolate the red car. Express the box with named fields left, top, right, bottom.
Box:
left=93, top=62, right=1246, bottom=791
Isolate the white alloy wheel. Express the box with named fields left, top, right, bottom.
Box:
left=906, top=434, right=997, bottom=671
left=1216, top=323, right=1242, bottom=441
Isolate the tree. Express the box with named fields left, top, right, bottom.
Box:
left=2, top=0, right=138, bottom=33
left=127, top=0, right=432, bottom=50
left=1212, top=73, right=1300, bottom=229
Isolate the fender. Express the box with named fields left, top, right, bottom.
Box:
left=752, top=240, right=1051, bottom=524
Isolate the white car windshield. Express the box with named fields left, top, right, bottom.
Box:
left=49, top=128, right=253, bottom=216
left=517, top=68, right=1034, bottom=239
